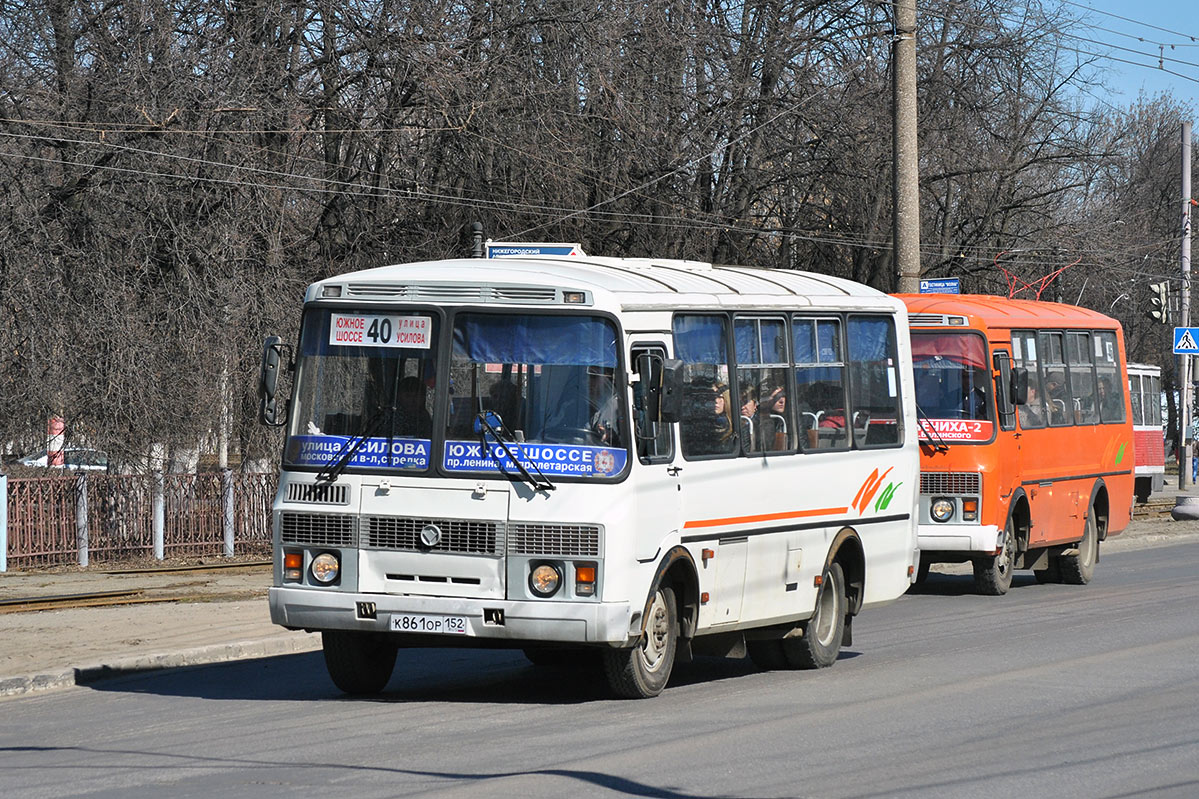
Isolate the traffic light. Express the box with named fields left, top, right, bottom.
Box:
left=1148, top=281, right=1170, bottom=324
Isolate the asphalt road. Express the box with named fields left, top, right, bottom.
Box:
left=3, top=541, right=1198, bottom=799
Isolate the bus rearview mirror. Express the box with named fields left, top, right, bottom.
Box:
left=659, top=359, right=684, bottom=423
left=259, top=336, right=291, bottom=427
left=1011, top=367, right=1029, bottom=406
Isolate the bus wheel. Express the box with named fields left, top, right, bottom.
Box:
left=973, top=520, right=1016, bottom=596
left=1060, top=509, right=1098, bottom=585
left=603, top=585, right=678, bottom=698
left=782, top=562, right=846, bottom=669
left=321, top=630, right=398, bottom=695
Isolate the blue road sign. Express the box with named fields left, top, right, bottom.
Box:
left=1174, top=327, right=1199, bottom=354
left=919, top=277, right=960, bottom=294
left=485, top=241, right=585, bottom=258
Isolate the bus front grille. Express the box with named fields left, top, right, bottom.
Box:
left=920, top=472, right=982, bottom=496
left=508, top=523, right=601, bottom=557
left=280, top=512, right=356, bottom=547
left=364, top=516, right=499, bottom=555
left=285, top=481, right=349, bottom=505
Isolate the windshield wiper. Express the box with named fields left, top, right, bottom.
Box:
left=915, top=405, right=950, bottom=453
left=474, top=412, right=556, bottom=493
left=316, top=408, right=389, bottom=483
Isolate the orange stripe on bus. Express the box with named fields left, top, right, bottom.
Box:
left=682, top=507, right=849, bottom=529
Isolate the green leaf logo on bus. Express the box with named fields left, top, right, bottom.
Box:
left=1115, top=442, right=1126, bottom=466
left=853, top=467, right=902, bottom=515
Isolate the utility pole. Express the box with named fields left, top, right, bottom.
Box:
left=1181, top=121, right=1193, bottom=489
left=893, top=0, right=921, bottom=293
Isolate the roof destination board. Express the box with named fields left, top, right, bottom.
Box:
left=485, top=241, right=585, bottom=258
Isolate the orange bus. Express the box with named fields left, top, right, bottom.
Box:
left=897, top=294, right=1134, bottom=595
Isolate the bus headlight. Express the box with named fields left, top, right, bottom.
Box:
left=310, top=552, right=340, bottom=584
left=930, top=498, right=955, bottom=523
left=529, top=563, right=562, bottom=597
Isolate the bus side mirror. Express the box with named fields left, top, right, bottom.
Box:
left=993, top=351, right=1015, bottom=429
left=634, top=353, right=660, bottom=419
left=659, top=359, right=685, bottom=424
left=259, top=336, right=292, bottom=427
left=1011, top=367, right=1029, bottom=406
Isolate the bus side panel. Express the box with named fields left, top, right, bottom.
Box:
left=679, top=446, right=916, bottom=633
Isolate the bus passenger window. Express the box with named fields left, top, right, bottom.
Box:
left=1094, top=331, right=1126, bottom=423
left=793, top=317, right=848, bottom=450
left=1067, top=332, right=1099, bottom=425
left=673, top=315, right=737, bottom=458
left=735, top=317, right=791, bottom=453
left=847, top=316, right=902, bottom=447
left=1039, top=332, right=1071, bottom=427
left=1013, top=331, right=1046, bottom=429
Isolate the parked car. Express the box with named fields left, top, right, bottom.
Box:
left=17, top=448, right=109, bottom=471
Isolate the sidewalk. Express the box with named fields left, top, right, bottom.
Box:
left=3, top=504, right=1199, bottom=700
left=0, top=563, right=320, bottom=698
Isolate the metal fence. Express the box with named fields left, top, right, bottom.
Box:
left=2, top=472, right=276, bottom=570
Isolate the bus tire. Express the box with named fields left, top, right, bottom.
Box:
left=973, top=518, right=1016, bottom=595
left=1059, top=508, right=1098, bottom=585
left=782, top=562, right=846, bottom=669
left=321, top=630, right=398, bottom=695
left=603, top=584, right=678, bottom=698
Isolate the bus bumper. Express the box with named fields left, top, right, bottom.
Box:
left=269, top=586, right=635, bottom=645
left=917, top=523, right=1001, bottom=554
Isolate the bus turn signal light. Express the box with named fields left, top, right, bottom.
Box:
left=574, top=562, right=597, bottom=596
left=283, top=552, right=302, bottom=582
left=962, top=499, right=978, bottom=521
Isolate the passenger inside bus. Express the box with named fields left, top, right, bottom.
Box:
left=681, top=377, right=733, bottom=456
left=487, top=377, right=522, bottom=432
left=1097, top=377, right=1122, bottom=421
left=965, top=372, right=988, bottom=419
left=713, top=383, right=734, bottom=445
left=1019, top=383, right=1045, bottom=428
left=1045, top=372, right=1068, bottom=425
left=739, top=385, right=759, bottom=451
left=588, top=369, right=623, bottom=446
left=757, top=383, right=788, bottom=450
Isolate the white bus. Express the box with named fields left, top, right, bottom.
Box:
left=259, top=254, right=920, bottom=698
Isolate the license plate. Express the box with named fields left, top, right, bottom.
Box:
left=390, top=613, right=468, bottom=635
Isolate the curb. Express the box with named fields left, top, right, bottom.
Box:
left=0, top=633, right=322, bottom=699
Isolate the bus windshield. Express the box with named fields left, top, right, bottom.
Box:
left=283, top=308, right=628, bottom=479
left=911, top=331, right=993, bottom=440
left=285, top=309, right=441, bottom=472
left=443, top=313, right=627, bottom=479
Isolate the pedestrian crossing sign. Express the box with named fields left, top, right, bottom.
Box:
left=1174, top=327, right=1199, bottom=354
